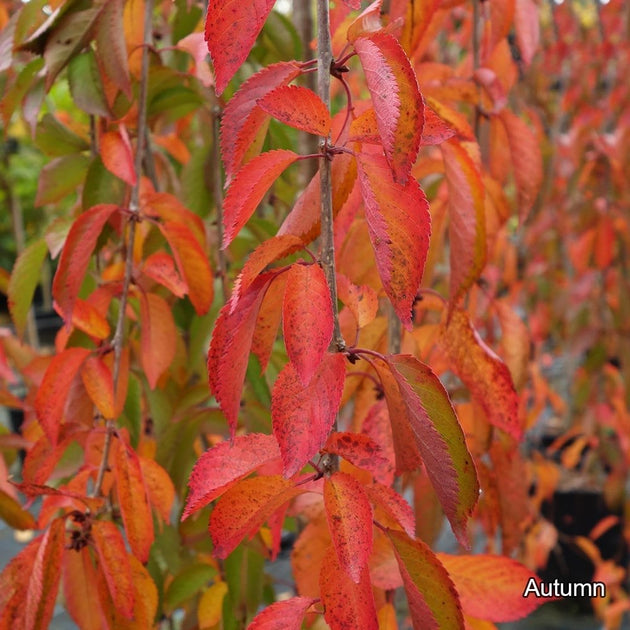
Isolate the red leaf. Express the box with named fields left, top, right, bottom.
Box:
left=115, top=443, right=154, bottom=563
left=233, top=235, right=304, bottom=305
left=251, top=274, right=287, bottom=372
left=324, top=472, right=373, bottom=583
left=141, top=252, right=187, bottom=298
left=258, top=85, right=331, bottom=136
left=223, top=150, right=299, bottom=247
left=158, top=220, right=214, bottom=314
left=209, top=475, right=303, bottom=558
left=248, top=596, right=316, bottom=630
left=499, top=109, right=543, bottom=221
left=92, top=520, right=134, bottom=619
left=63, top=547, right=107, bottom=630
left=52, top=204, right=119, bottom=324
left=438, top=308, right=521, bottom=440
left=347, top=1, right=384, bottom=43
left=322, top=432, right=392, bottom=485
left=388, top=529, right=464, bottom=630
left=24, top=517, right=66, bottom=630
left=142, top=191, right=206, bottom=245
left=440, top=140, right=486, bottom=306
left=437, top=553, right=556, bottom=622
left=421, top=104, right=457, bottom=145
left=208, top=274, right=275, bottom=436
left=319, top=545, right=378, bottom=630
left=221, top=61, right=302, bottom=181
left=514, top=0, right=540, bottom=66
left=35, top=347, right=90, bottom=444
left=272, top=352, right=346, bottom=478
left=365, top=482, right=416, bottom=536
left=354, top=32, right=423, bottom=183
left=336, top=273, right=379, bottom=328
left=357, top=152, right=430, bottom=329
left=205, top=0, right=276, bottom=94
left=387, top=354, right=479, bottom=545
left=139, top=292, right=177, bottom=389
left=100, top=127, right=136, bottom=186
left=183, top=433, right=281, bottom=519
left=283, top=263, right=333, bottom=386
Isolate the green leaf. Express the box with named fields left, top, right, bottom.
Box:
left=35, top=154, right=90, bottom=206
left=163, top=563, right=217, bottom=614
left=8, top=238, right=48, bottom=340
left=0, top=58, right=44, bottom=127
left=67, top=49, right=111, bottom=117
left=82, top=155, right=126, bottom=210
left=35, top=113, right=89, bottom=156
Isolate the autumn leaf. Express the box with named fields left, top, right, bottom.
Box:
left=357, top=151, right=430, bottom=329
left=52, top=204, right=119, bottom=324
left=35, top=347, right=91, bottom=444
left=95, top=0, right=131, bottom=98
left=421, top=104, right=458, bottom=146
left=139, top=456, right=176, bottom=523
left=92, top=519, right=134, bottom=619
left=336, top=273, right=379, bottom=328
left=387, top=355, right=479, bottom=545
left=198, top=581, right=228, bottom=628
left=205, top=0, right=276, bottom=94
left=141, top=252, right=187, bottom=298
left=115, top=442, right=154, bottom=563
left=283, top=263, right=334, bottom=386
left=272, top=352, right=346, bottom=478
left=354, top=32, right=424, bottom=183
left=319, top=545, right=378, bottom=630
left=437, top=553, right=556, bottom=622
left=248, top=596, right=316, bottom=630
left=209, top=475, right=303, bottom=558
left=24, top=517, right=66, bottom=630
left=498, top=109, right=543, bottom=221
left=514, top=0, right=540, bottom=66
left=251, top=274, right=287, bottom=372
left=440, top=140, right=486, bottom=306
left=389, top=529, right=464, bottom=630
left=324, top=472, right=373, bottom=583
left=68, top=298, right=111, bottom=340
left=208, top=273, right=275, bottom=436
left=183, top=433, right=281, bottom=519
left=100, top=127, right=136, bottom=186
left=258, top=85, right=331, bottom=136
left=365, top=482, right=415, bottom=536
left=138, top=292, right=177, bottom=390
left=223, top=150, right=299, bottom=247
left=81, top=355, right=116, bottom=419
left=438, top=308, right=522, bottom=440
left=221, top=61, right=302, bottom=180
left=8, top=237, right=48, bottom=340
left=63, top=547, right=107, bottom=630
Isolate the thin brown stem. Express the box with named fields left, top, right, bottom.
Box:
left=212, top=101, right=229, bottom=302
left=471, top=0, right=483, bottom=140
left=92, top=0, right=154, bottom=499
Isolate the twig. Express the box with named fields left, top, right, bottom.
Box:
left=211, top=101, right=229, bottom=302
left=92, top=0, right=155, bottom=498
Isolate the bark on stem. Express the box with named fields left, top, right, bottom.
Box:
left=93, top=0, right=154, bottom=498
left=211, top=101, right=229, bottom=302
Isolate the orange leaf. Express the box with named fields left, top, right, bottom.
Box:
left=92, top=520, right=134, bottom=619
left=35, top=347, right=90, bottom=444
left=283, top=263, right=334, bottom=386
left=209, top=475, right=303, bottom=558
left=248, top=596, right=316, bottom=630
left=251, top=273, right=287, bottom=372
left=439, top=309, right=521, bottom=440
left=221, top=61, right=302, bottom=180
left=336, top=273, right=379, bottom=328
left=0, top=490, right=37, bottom=530
left=349, top=108, right=380, bottom=144
left=139, top=456, right=175, bottom=523
left=142, top=191, right=206, bottom=245
left=139, top=292, right=177, bottom=389
left=115, top=443, right=154, bottom=562
left=24, top=517, right=66, bottom=630
left=258, top=85, right=331, bottom=136
left=437, top=554, right=556, bottom=622
left=205, top=0, right=276, bottom=94
left=354, top=32, right=424, bottom=184
left=208, top=273, right=275, bottom=436
left=324, top=472, right=373, bottom=583
left=52, top=204, right=119, bottom=324
left=319, top=545, right=378, bottom=630
left=223, top=150, right=299, bottom=247
left=365, top=482, right=415, bottom=536
left=81, top=355, right=116, bottom=419
left=440, top=140, right=486, bottom=306
left=69, top=298, right=111, bottom=339
left=141, top=252, right=187, bottom=298
left=388, top=529, right=464, bottom=630
left=357, top=152, right=430, bottom=329
left=100, top=127, right=136, bottom=186
left=498, top=109, right=542, bottom=221
left=63, top=547, right=107, bottom=630
left=421, top=104, right=457, bottom=145
left=158, top=220, right=213, bottom=314
left=272, top=353, right=346, bottom=477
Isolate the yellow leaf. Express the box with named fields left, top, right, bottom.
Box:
left=198, top=581, right=228, bottom=629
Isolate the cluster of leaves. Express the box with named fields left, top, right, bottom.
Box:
left=0, top=0, right=627, bottom=628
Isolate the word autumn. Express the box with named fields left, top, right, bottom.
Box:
left=523, top=578, right=606, bottom=598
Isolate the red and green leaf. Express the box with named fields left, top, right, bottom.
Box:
left=272, top=352, right=346, bottom=478
left=282, top=263, right=334, bottom=386
left=100, top=127, right=136, bottom=186
left=357, top=152, right=430, bottom=329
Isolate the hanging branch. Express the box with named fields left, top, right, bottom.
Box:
left=92, top=0, right=155, bottom=498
